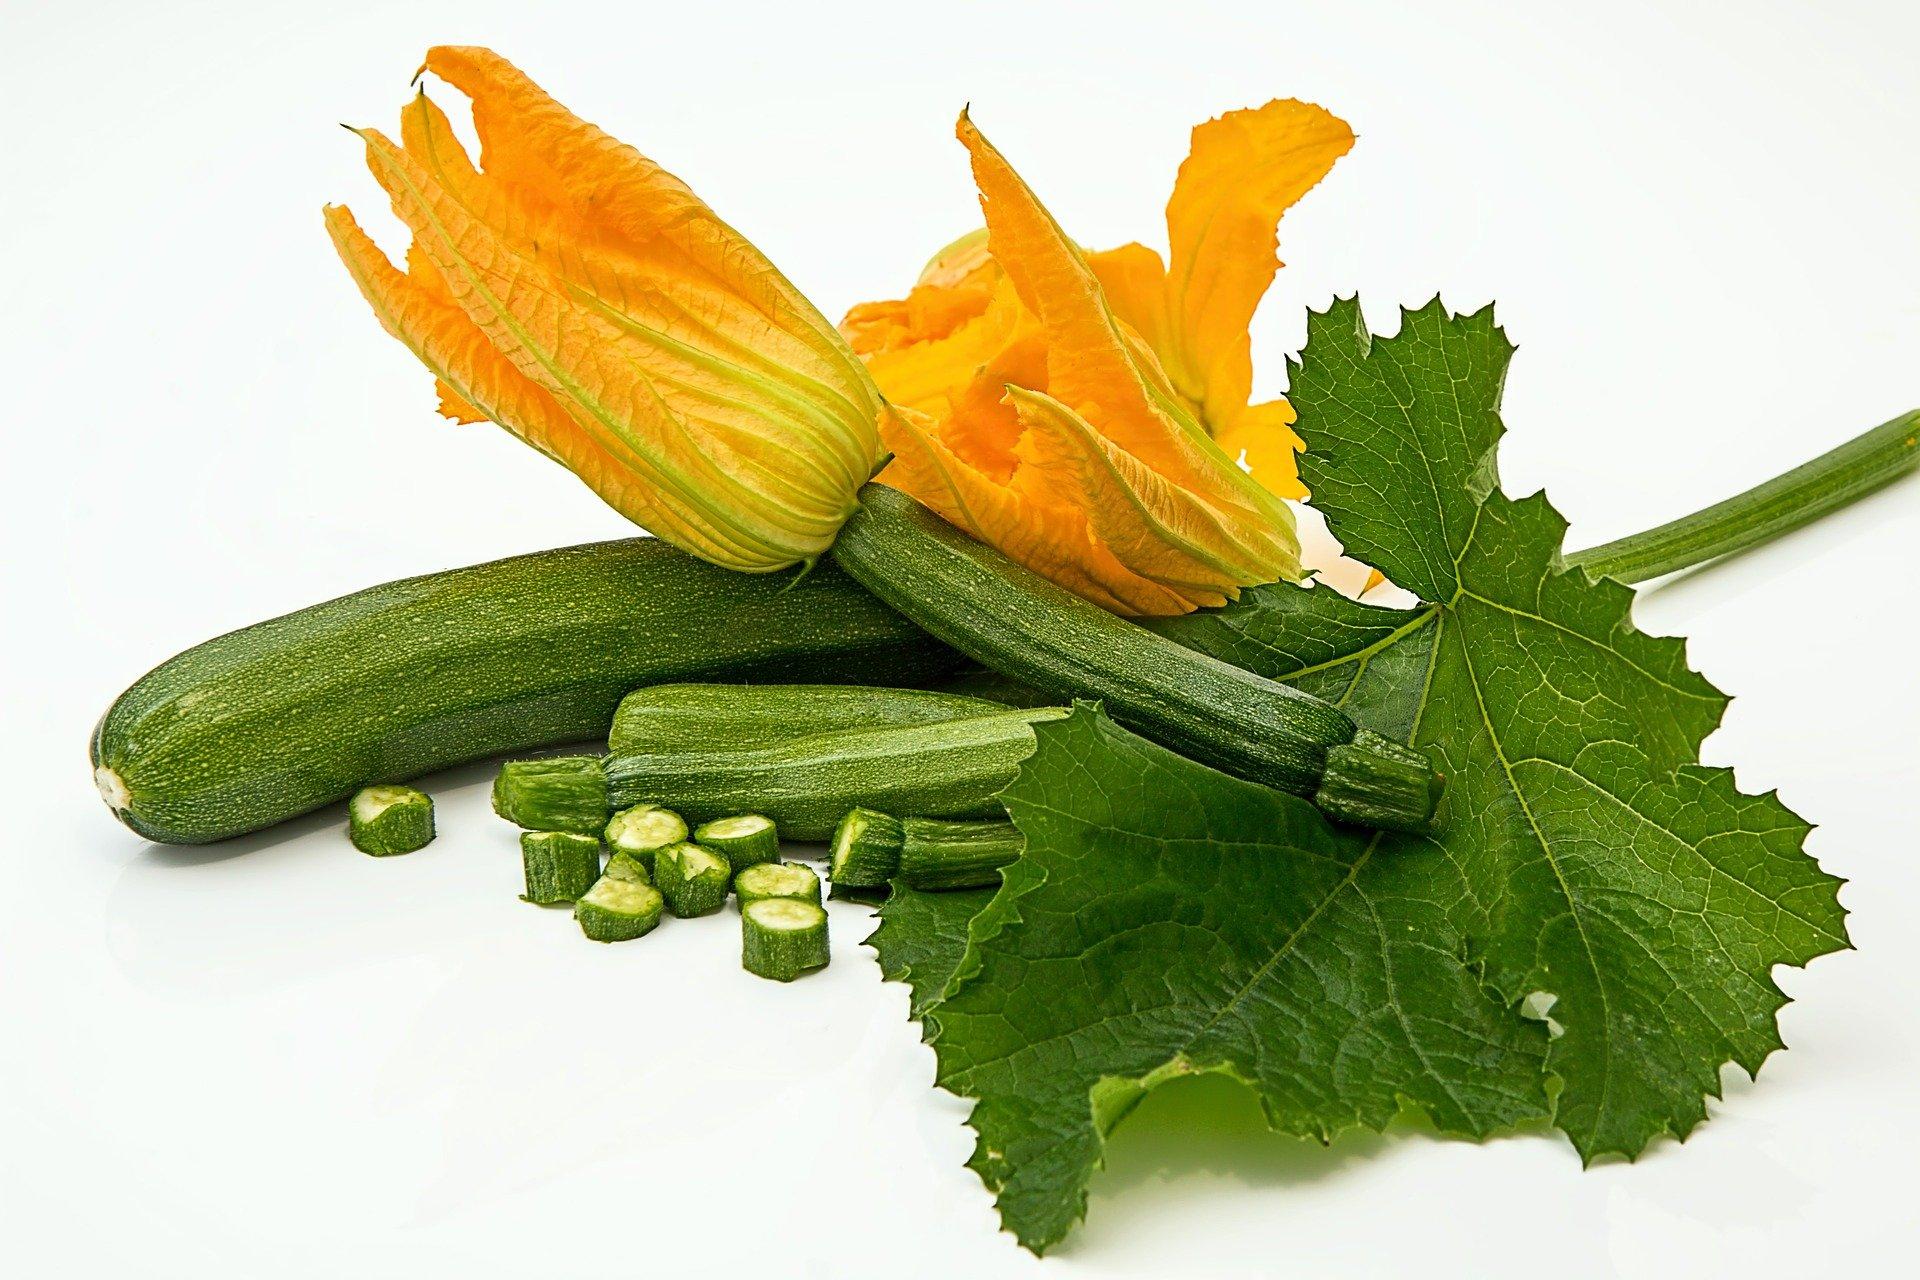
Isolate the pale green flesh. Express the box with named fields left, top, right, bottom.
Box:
left=350, top=785, right=418, bottom=825
left=700, top=814, right=772, bottom=840
left=676, top=846, right=728, bottom=878
left=745, top=899, right=823, bottom=931
left=582, top=878, right=658, bottom=915
left=606, top=805, right=687, bottom=851
left=737, top=864, right=815, bottom=895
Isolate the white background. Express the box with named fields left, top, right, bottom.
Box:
left=4, top=1, right=1917, bottom=1276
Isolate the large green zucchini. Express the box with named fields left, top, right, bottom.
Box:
left=92, top=539, right=960, bottom=844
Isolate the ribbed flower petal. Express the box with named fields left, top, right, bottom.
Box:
left=329, top=48, right=882, bottom=572
left=325, top=204, right=739, bottom=562
left=1156, top=100, right=1353, bottom=495
left=1007, top=387, right=1299, bottom=601
left=956, top=114, right=1300, bottom=591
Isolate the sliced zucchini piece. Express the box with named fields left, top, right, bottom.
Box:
left=694, top=814, right=779, bottom=872
left=604, top=803, right=687, bottom=874
left=653, top=842, right=731, bottom=918
left=575, top=875, right=664, bottom=943
left=348, top=784, right=435, bottom=856
left=827, top=808, right=903, bottom=895
left=742, top=898, right=831, bottom=981
left=520, top=830, right=602, bottom=904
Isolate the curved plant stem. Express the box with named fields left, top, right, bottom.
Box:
left=1565, top=408, right=1920, bottom=583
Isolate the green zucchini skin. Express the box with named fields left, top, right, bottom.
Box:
left=605, top=707, right=1064, bottom=842
left=833, top=486, right=1351, bottom=791
left=92, top=539, right=961, bottom=845
left=608, top=682, right=1003, bottom=755
left=833, top=485, right=1438, bottom=831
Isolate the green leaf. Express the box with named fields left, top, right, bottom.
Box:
left=870, top=884, right=995, bottom=1019
left=879, top=704, right=1551, bottom=1253
left=868, top=297, right=1852, bottom=1253
left=1180, top=297, right=1851, bottom=1161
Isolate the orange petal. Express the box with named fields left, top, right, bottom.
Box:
left=324, top=204, right=738, bottom=561
left=939, top=305, right=1048, bottom=483
left=957, top=115, right=1291, bottom=530
left=1215, top=397, right=1309, bottom=501
left=422, top=47, right=874, bottom=423
left=1160, top=99, right=1353, bottom=435
left=878, top=409, right=1190, bottom=616
left=857, top=276, right=1025, bottom=420
left=956, top=113, right=1299, bottom=585
left=1007, top=387, right=1298, bottom=602
left=1088, top=242, right=1172, bottom=364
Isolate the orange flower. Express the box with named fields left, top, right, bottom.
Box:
left=326, top=47, right=882, bottom=572
left=848, top=100, right=1354, bottom=505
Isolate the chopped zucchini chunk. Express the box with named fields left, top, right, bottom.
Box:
left=604, top=803, right=687, bottom=874
left=602, top=850, right=652, bottom=885
left=575, top=875, right=664, bottom=943
left=694, top=813, right=779, bottom=872
left=348, top=784, right=435, bottom=856
left=654, top=841, right=731, bottom=917
left=742, top=898, right=830, bottom=981
left=827, top=807, right=903, bottom=894
left=520, top=830, right=602, bottom=904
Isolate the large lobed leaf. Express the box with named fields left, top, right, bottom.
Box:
left=868, top=297, right=1850, bottom=1253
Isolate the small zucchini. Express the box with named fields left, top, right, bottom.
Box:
left=609, top=683, right=1002, bottom=755
left=493, top=706, right=1063, bottom=842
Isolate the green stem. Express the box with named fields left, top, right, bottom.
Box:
left=1565, top=409, right=1920, bottom=583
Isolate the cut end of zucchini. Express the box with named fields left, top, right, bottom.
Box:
left=1312, top=729, right=1444, bottom=834
left=733, top=860, right=821, bottom=907
left=94, top=765, right=131, bottom=812
left=605, top=803, right=688, bottom=857
left=493, top=756, right=609, bottom=835
left=698, top=814, right=770, bottom=841
left=827, top=807, right=903, bottom=893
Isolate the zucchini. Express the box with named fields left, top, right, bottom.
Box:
left=492, top=707, right=1062, bottom=842
left=604, top=804, right=688, bottom=873
left=92, top=537, right=961, bottom=844
left=492, top=755, right=608, bottom=836
left=831, top=485, right=1443, bottom=833
left=608, top=682, right=1002, bottom=754
left=520, top=831, right=602, bottom=905
left=692, top=814, right=780, bottom=872
left=603, top=708, right=1064, bottom=841
left=575, top=875, right=664, bottom=943
left=654, top=842, right=732, bottom=917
